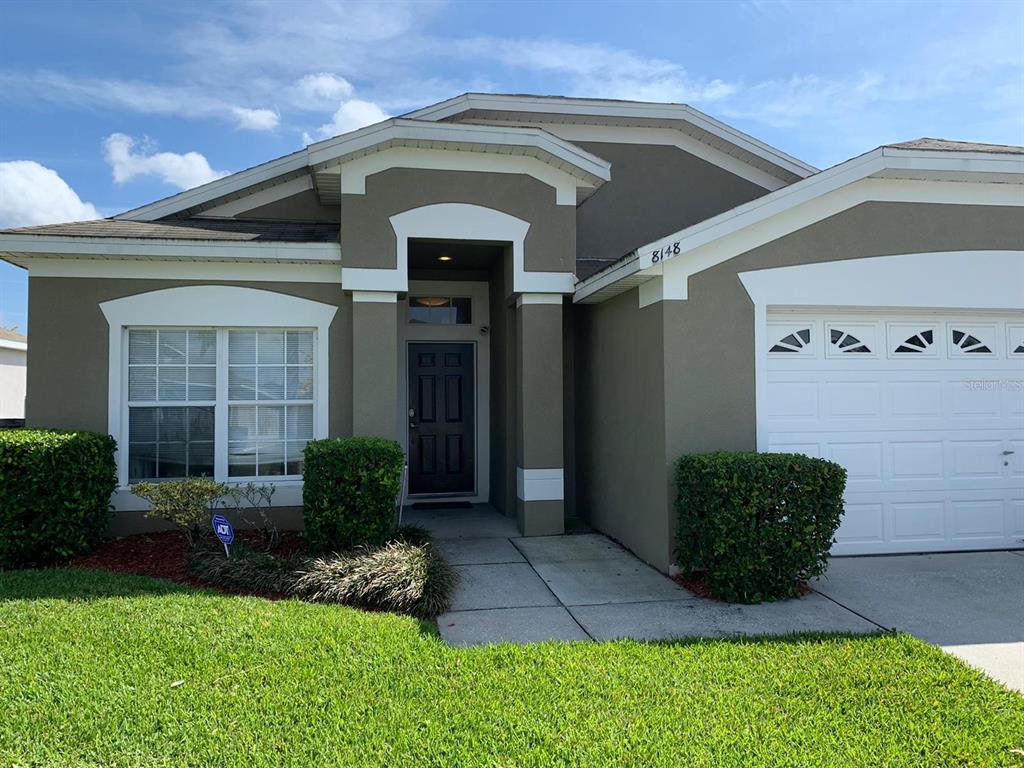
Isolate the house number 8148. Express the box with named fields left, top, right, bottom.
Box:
left=650, top=241, right=681, bottom=263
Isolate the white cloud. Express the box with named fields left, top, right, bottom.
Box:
left=103, top=134, right=229, bottom=190
left=293, top=73, right=354, bottom=109
left=0, top=161, right=99, bottom=227
left=231, top=106, right=279, bottom=130
left=0, top=71, right=280, bottom=131
left=313, top=99, right=390, bottom=139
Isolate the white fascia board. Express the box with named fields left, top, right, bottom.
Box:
left=406, top=93, right=817, bottom=179
left=114, top=149, right=310, bottom=221
left=484, top=122, right=789, bottom=191
left=309, top=118, right=611, bottom=185
left=0, top=339, right=27, bottom=351
left=17, top=257, right=342, bottom=283
left=0, top=235, right=341, bottom=263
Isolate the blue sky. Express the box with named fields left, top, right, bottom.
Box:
left=1, top=0, right=1022, bottom=333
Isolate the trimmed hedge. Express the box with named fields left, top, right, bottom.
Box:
left=0, top=429, right=117, bottom=568
left=675, top=452, right=847, bottom=603
left=302, top=437, right=405, bottom=552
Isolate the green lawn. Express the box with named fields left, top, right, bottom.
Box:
left=1, top=569, right=1021, bottom=767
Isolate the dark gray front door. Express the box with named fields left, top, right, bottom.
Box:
left=408, top=342, right=475, bottom=495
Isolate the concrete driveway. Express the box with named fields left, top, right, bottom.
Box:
left=813, top=551, right=1024, bottom=692
left=410, top=506, right=1023, bottom=692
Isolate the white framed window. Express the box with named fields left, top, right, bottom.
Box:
left=226, top=330, right=314, bottom=478
left=125, top=327, right=316, bottom=483
left=102, top=285, right=338, bottom=490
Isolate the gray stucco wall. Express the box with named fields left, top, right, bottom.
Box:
left=26, top=278, right=352, bottom=438
left=574, top=142, right=767, bottom=264
left=488, top=257, right=516, bottom=516
left=574, top=289, right=670, bottom=569
left=340, top=168, right=576, bottom=279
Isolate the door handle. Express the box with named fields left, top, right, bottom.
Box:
left=1002, top=450, right=1015, bottom=456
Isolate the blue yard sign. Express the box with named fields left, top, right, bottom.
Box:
left=212, top=514, right=234, bottom=556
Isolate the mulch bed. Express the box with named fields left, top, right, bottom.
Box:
left=71, top=530, right=308, bottom=594
left=673, top=571, right=811, bottom=602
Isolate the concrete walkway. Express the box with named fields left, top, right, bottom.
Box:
left=408, top=505, right=1023, bottom=692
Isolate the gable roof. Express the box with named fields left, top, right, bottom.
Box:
left=0, top=328, right=26, bottom=343
left=0, top=218, right=339, bottom=241
left=574, top=138, right=1024, bottom=303
left=404, top=92, right=818, bottom=184
left=0, top=218, right=339, bottom=242
left=113, top=117, right=611, bottom=222
left=885, top=138, right=1024, bottom=154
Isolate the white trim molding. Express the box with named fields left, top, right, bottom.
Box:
left=100, top=285, right=338, bottom=488
left=0, top=235, right=341, bottom=263
left=17, top=257, right=342, bottom=283
left=739, top=250, right=1024, bottom=312
left=516, top=467, right=565, bottom=502
left=342, top=202, right=573, bottom=294
left=351, top=291, right=397, bottom=303
left=0, top=339, right=27, bottom=352
left=516, top=293, right=564, bottom=307
left=336, top=147, right=584, bottom=206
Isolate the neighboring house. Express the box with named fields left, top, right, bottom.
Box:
left=0, top=328, right=27, bottom=422
left=0, top=94, right=1021, bottom=570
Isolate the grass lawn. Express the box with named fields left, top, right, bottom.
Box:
left=1, top=569, right=1021, bottom=767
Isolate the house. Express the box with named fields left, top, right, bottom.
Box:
left=0, top=328, right=27, bottom=423
left=1, top=94, right=1021, bottom=571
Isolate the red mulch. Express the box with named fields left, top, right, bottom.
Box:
left=70, top=530, right=308, bottom=594
left=673, top=571, right=811, bottom=602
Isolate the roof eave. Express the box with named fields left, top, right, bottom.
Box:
left=572, top=146, right=1024, bottom=304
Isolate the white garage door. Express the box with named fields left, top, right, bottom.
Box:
left=762, top=311, right=1024, bottom=555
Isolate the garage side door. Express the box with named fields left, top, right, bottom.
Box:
left=762, top=311, right=1024, bottom=555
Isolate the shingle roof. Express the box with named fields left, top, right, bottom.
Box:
left=0, top=218, right=340, bottom=242
left=886, top=138, right=1024, bottom=154
left=0, top=328, right=26, bottom=343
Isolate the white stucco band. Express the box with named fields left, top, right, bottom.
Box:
left=517, top=468, right=565, bottom=501
left=339, top=147, right=584, bottom=205
left=342, top=202, right=574, bottom=294
left=100, top=285, right=338, bottom=495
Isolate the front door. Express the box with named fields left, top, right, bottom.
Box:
left=408, top=342, right=475, bottom=495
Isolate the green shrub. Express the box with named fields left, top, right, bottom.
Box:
left=187, top=542, right=300, bottom=594
left=293, top=540, right=456, bottom=618
left=675, top=452, right=847, bottom=603
left=0, top=429, right=117, bottom=568
left=302, top=437, right=405, bottom=552
left=131, top=478, right=232, bottom=546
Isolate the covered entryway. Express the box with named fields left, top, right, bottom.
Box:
left=763, top=310, right=1024, bottom=555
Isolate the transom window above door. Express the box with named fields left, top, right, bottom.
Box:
left=408, top=296, right=471, bottom=325
left=126, top=327, right=316, bottom=483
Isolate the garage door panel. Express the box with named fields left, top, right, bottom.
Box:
left=890, top=381, right=942, bottom=417
left=827, top=442, right=882, bottom=481
left=834, top=503, right=884, bottom=545
left=951, top=499, right=1006, bottom=539
left=890, top=501, right=946, bottom=542
left=764, top=310, right=1024, bottom=554
left=891, top=441, right=944, bottom=480
left=825, top=381, right=881, bottom=418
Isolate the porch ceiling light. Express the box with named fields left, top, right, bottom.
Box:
left=437, top=255, right=453, bottom=262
